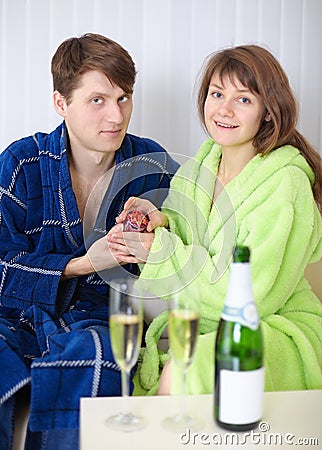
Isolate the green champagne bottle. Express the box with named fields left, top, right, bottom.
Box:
left=214, top=245, right=264, bottom=431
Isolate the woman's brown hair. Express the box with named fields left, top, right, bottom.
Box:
left=197, top=44, right=322, bottom=210
left=51, top=33, right=137, bottom=104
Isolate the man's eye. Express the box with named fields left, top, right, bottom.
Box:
left=92, top=98, right=103, bottom=104
left=118, top=95, right=130, bottom=103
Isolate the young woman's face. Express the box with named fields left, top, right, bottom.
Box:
left=204, top=73, right=268, bottom=153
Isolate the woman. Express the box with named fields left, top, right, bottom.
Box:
left=107, top=44, right=322, bottom=395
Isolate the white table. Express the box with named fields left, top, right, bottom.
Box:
left=80, top=390, right=321, bottom=450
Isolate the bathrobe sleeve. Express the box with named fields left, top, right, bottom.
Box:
left=0, top=147, right=75, bottom=317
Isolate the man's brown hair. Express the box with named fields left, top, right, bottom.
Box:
left=51, top=33, right=137, bottom=104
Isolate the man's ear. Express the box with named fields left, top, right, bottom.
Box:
left=53, top=90, right=67, bottom=117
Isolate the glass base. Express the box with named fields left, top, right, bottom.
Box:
left=162, top=413, right=203, bottom=433
left=105, top=412, right=147, bottom=432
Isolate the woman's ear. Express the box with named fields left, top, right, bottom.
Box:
left=264, top=111, right=272, bottom=122
left=53, top=90, right=67, bottom=117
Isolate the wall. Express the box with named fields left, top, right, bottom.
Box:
left=0, top=0, right=321, bottom=158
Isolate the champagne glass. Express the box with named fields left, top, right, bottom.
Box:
left=105, top=278, right=146, bottom=432
left=162, top=294, right=203, bottom=432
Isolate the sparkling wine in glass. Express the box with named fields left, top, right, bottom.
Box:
left=105, top=278, right=146, bottom=432
left=162, top=294, right=203, bottom=432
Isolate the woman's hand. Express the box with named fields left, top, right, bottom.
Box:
left=116, top=197, right=168, bottom=232
left=106, top=223, right=155, bottom=263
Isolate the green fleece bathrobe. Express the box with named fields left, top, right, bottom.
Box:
left=134, top=139, right=322, bottom=395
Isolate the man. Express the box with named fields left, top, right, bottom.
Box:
left=0, top=33, right=179, bottom=449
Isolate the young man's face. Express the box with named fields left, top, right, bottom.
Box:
left=54, top=70, right=133, bottom=155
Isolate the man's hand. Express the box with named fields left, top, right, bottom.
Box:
left=62, top=226, right=133, bottom=279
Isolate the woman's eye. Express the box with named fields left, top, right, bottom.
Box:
left=211, top=91, right=222, bottom=99
left=239, top=97, right=250, bottom=104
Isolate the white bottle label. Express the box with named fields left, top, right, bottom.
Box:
left=219, top=367, right=265, bottom=424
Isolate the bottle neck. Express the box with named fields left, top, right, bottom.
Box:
left=225, top=263, right=253, bottom=308
left=222, top=262, right=259, bottom=330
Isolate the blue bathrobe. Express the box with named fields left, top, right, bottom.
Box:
left=0, top=122, right=179, bottom=431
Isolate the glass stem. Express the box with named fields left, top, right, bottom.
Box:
left=181, top=367, right=187, bottom=419
left=121, top=368, right=130, bottom=416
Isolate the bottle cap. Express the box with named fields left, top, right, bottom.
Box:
left=233, top=245, right=250, bottom=263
